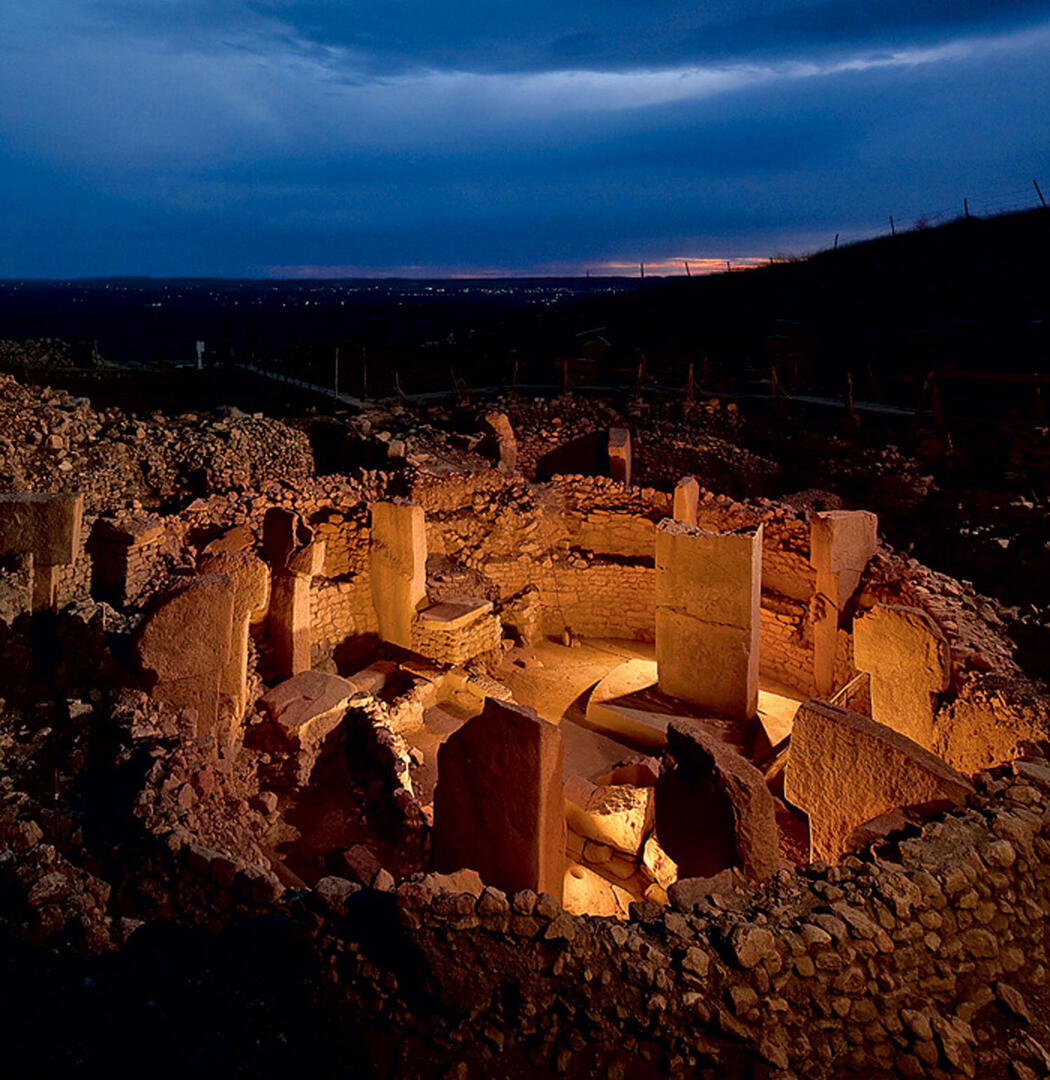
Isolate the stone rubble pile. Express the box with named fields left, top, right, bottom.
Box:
left=0, top=371, right=314, bottom=510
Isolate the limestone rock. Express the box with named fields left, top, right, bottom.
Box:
left=785, top=699, right=974, bottom=862
left=432, top=699, right=565, bottom=901
left=657, top=719, right=780, bottom=881
left=564, top=775, right=654, bottom=856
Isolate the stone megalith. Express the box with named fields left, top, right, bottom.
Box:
left=853, top=603, right=950, bottom=750
left=0, top=492, right=83, bottom=611
left=198, top=549, right=269, bottom=727
left=369, top=500, right=427, bottom=650
left=784, top=699, right=973, bottom=862
left=432, top=699, right=565, bottom=901
left=480, top=411, right=517, bottom=474
left=656, top=719, right=780, bottom=881
left=809, top=510, right=878, bottom=696
left=134, top=573, right=235, bottom=740
left=263, top=508, right=324, bottom=680
left=607, top=428, right=632, bottom=486
left=655, top=519, right=762, bottom=721
left=672, top=476, right=699, bottom=527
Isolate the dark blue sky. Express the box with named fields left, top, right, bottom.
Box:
left=3, top=1, right=1049, bottom=277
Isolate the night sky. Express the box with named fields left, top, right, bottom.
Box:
left=3, top=1, right=1050, bottom=278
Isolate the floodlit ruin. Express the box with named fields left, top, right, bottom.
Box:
left=2, top=360, right=1050, bottom=1079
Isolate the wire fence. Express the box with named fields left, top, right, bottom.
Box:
left=812, top=178, right=1047, bottom=255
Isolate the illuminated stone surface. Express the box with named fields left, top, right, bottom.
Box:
left=785, top=698, right=973, bottom=861
left=655, top=519, right=762, bottom=720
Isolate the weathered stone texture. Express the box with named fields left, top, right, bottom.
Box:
left=810, top=509, right=878, bottom=696
left=658, top=719, right=781, bottom=880
left=369, top=500, right=427, bottom=650
left=197, top=549, right=269, bottom=725
left=785, top=698, right=974, bottom=861
left=854, top=603, right=950, bottom=750
left=134, top=573, right=234, bottom=740
left=433, top=699, right=566, bottom=901
left=655, top=519, right=761, bottom=720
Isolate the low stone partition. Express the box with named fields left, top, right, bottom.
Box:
left=308, top=759, right=1050, bottom=1079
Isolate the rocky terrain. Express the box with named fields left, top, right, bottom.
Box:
left=1, top=350, right=1050, bottom=1079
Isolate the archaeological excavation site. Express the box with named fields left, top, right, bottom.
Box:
left=2, top=341, right=1050, bottom=1080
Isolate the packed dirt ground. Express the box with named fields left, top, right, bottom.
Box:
left=2, top=341, right=1050, bottom=1079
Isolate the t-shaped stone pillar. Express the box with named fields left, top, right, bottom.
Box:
left=0, top=493, right=83, bottom=612
left=481, top=411, right=517, bottom=474
left=672, top=476, right=699, bottom=526
left=263, top=508, right=325, bottom=680
left=809, top=510, right=878, bottom=697
left=655, top=519, right=762, bottom=721
left=784, top=699, right=972, bottom=861
left=852, top=603, right=950, bottom=751
left=432, top=698, right=565, bottom=901
left=134, top=573, right=234, bottom=741
left=369, top=500, right=427, bottom=650
left=607, top=428, right=632, bottom=485
left=198, top=549, right=269, bottom=731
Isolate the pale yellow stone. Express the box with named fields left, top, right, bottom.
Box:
left=564, top=775, right=654, bottom=855
left=655, top=519, right=761, bottom=720
left=370, top=500, right=427, bottom=649
left=853, top=603, right=950, bottom=750
left=562, top=861, right=633, bottom=919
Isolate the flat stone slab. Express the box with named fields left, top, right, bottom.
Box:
left=0, top=492, right=83, bottom=564
left=345, top=659, right=397, bottom=697
left=260, top=670, right=356, bottom=744
left=785, top=698, right=973, bottom=862
left=418, top=598, right=493, bottom=630
left=584, top=658, right=747, bottom=752
left=563, top=860, right=634, bottom=919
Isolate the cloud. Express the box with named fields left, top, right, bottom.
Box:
left=0, top=2, right=1048, bottom=275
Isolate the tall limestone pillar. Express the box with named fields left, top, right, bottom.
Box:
left=433, top=699, right=565, bottom=901
left=809, top=510, right=878, bottom=696
left=198, top=549, right=269, bottom=730
left=263, top=508, right=325, bottom=680
left=655, top=519, right=762, bottom=721
left=369, top=500, right=427, bottom=650
left=0, top=493, right=83, bottom=612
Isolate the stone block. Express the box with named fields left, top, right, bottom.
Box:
left=134, top=574, right=235, bottom=739
left=263, top=507, right=324, bottom=680
left=810, top=510, right=878, bottom=696
left=784, top=699, right=974, bottom=862
left=853, top=604, right=950, bottom=750
left=655, top=520, right=761, bottom=720
left=672, top=476, right=699, bottom=526
left=564, top=775, right=654, bottom=855
left=607, top=427, right=632, bottom=485
left=656, top=719, right=781, bottom=881
left=433, top=698, right=565, bottom=901
left=809, top=510, right=878, bottom=609
left=198, top=550, right=269, bottom=726
left=0, top=492, right=83, bottom=566
left=481, top=411, right=517, bottom=473
left=563, top=861, right=633, bottom=919
left=370, top=500, right=427, bottom=650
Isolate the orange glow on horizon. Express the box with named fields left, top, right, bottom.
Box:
left=264, top=256, right=770, bottom=279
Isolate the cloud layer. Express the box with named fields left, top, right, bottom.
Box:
left=2, top=1, right=1049, bottom=275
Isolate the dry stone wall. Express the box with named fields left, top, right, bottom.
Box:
left=306, top=757, right=1050, bottom=1079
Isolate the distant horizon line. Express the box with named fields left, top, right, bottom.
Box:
left=0, top=257, right=773, bottom=283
